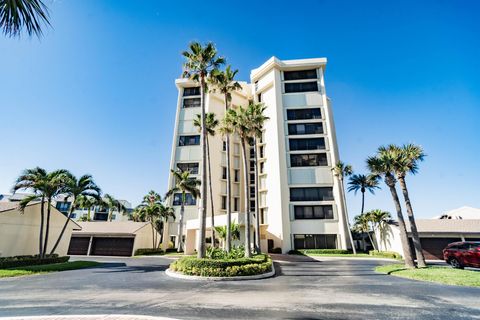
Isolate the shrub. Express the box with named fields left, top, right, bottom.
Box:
left=170, top=254, right=272, bottom=277
left=369, top=250, right=402, bottom=259
left=270, top=247, right=282, bottom=254
left=0, top=254, right=70, bottom=269
left=166, top=248, right=181, bottom=253
left=289, top=249, right=350, bottom=255
left=206, top=246, right=245, bottom=260
left=134, top=248, right=164, bottom=256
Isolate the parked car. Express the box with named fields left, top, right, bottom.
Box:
left=443, top=241, right=480, bottom=269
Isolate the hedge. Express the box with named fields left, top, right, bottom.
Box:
left=369, top=250, right=402, bottom=259
left=289, top=249, right=350, bottom=255
left=134, top=248, right=164, bottom=256
left=0, top=254, right=70, bottom=269
left=170, top=254, right=272, bottom=277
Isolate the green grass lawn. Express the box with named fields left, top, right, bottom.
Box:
left=0, top=261, right=101, bottom=279
left=376, top=264, right=480, bottom=287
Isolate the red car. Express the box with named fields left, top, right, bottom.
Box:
left=443, top=241, right=480, bottom=269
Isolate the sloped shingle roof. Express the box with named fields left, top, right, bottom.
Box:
left=74, top=221, right=150, bottom=235
left=390, top=219, right=480, bottom=234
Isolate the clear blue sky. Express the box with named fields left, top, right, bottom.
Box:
left=0, top=0, right=478, bottom=218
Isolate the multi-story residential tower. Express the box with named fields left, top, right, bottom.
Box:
left=166, top=57, right=350, bottom=254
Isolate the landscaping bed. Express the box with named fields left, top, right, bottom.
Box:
left=376, top=264, right=480, bottom=287
left=0, top=254, right=70, bottom=269
left=134, top=248, right=164, bottom=256
left=169, top=253, right=273, bottom=277
left=0, top=261, right=101, bottom=278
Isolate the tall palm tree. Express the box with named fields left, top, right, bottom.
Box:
left=193, top=112, right=219, bottom=248
left=103, top=194, right=126, bottom=222
left=367, top=150, right=415, bottom=268
left=353, top=213, right=371, bottom=251
left=347, top=174, right=380, bottom=213
left=384, top=143, right=427, bottom=268
left=0, top=0, right=50, bottom=38
left=77, top=195, right=98, bottom=221
left=13, top=167, right=69, bottom=257
left=166, top=169, right=201, bottom=252
left=332, top=161, right=356, bottom=254
left=50, top=173, right=101, bottom=254
left=182, top=41, right=225, bottom=258
left=210, top=65, right=241, bottom=253
left=367, top=209, right=391, bottom=250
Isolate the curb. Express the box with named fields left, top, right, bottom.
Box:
left=165, top=264, right=276, bottom=281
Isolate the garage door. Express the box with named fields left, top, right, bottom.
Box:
left=90, top=237, right=135, bottom=256
left=420, top=238, right=461, bottom=260
left=68, top=237, right=90, bottom=255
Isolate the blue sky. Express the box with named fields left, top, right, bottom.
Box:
left=0, top=0, right=478, bottom=218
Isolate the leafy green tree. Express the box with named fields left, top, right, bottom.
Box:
left=50, top=173, right=101, bottom=254
left=210, top=66, right=241, bottom=253
left=166, top=169, right=201, bottom=252
left=332, top=161, right=356, bottom=254
left=347, top=174, right=380, bottom=213
left=193, top=112, right=219, bottom=248
left=367, top=209, right=391, bottom=250
left=182, top=41, right=225, bottom=258
left=367, top=150, right=415, bottom=268
left=102, top=194, right=126, bottom=222
left=352, top=213, right=371, bottom=250
left=0, top=0, right=50, bottom=37
left=214, top=221, right=241, bottom=250
left=76, top=195, right=98, bottom=221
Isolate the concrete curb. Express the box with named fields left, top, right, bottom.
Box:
left=165, top=263, right=276, bottom=281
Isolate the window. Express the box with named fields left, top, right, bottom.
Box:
left=289, top=138, right=325, bottom=151
left=222, top=141, right=227, bottom=151
left=257, top=93, right=262, bottom=102
left=177, top=162, right=199, bottom=174
left=234, top=198, right=239, bottom=211
left=221, top=196, right=227, bottom=210
left=70, top=213, right=77, bottom=219
left=111, top=214, right=116, bottom=220
left=234, top=169, right=239, bottom=182
left=294, top=205, right=334, bottom=219
left=183, top=97, right=201, bottom=108
left=284, top=69, right=317, bottom=81
left=290, top=187, right=334, bottom=201
left=294, top=234, right=337, bottom=249
left=260, top=162, right=264, bottom=173
left=250, top=173, right=255, bottom=184
left=288, top=123, right=323, bottom=135
left=222, top=167, right=227, bottom=179
left=179, top=135, right=200, bottom=146
left=183, top=87, right=200, bottom=96
left=290, top=153, right=328, bottom=167
left=285, top=81, right=318, bottom=93
left=173, top=193, right=196, bottom=206
left=287, top=108, right=321, bottom=120
left=260, top=208, right=266, bottom=224
left=250, top=200, right=255, bottom=212
left=56, top=202, right=70, bottom=213
left=250, top=186, right=255, bottom=198
left=260, top=146, right=264, bottom=158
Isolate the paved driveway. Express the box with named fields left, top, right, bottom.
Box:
left=0, top=255, right=479, bottom=320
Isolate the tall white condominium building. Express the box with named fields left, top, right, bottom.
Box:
left=166, top=57, right=350, bottom=254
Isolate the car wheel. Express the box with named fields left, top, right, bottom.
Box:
left=449, top=258, right=464, bottom=269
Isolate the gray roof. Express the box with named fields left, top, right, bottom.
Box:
left=390, top=219, right=480, bottom=234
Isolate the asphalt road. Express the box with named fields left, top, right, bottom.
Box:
left=0, top=255, right=479, bottom=320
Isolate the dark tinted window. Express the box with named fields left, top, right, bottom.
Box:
left=173, top=193, right=196, bottom=206
left=285, top=81, right=318, bottom=93
left=288, top=123, right=323, bottom=135
left=289, top=138, right=325, bottom=151
left=179, top=135, right=200, bottom=146
left=183, top=97, right=201, bottom=108
left=287, top=108, right=321, bottom=120
left=290, top=153, right=328, bottom=167
left=294, top=234, right=337, bottom=249
left=290, top=187, right=334, bottom=201
left=177, top=162, right=199, bottom=174
left=294, top=205, right=334, bottom=219
left=183, top=87, right=200, bottom=96
left=284, top=69, right=317, bottom=81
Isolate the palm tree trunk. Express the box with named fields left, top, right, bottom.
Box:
left=398, top=176, right=426, bottom=268
left=43, top=199, right=52, bottom=257
left=253, top=136, right=261, bottom=253
left=108, top=208, right=113, bottom=222
left=151, top=222, right=155, bottom=249
left=39, top=196, right=45, bottom=257
left=385, top=175, right=415, bottom=268
left=206, top=136, right=215, bottom=248
left=197, top=78, right=207, bottom=258
left=224, top=95, right=232, bottom=253
left=87, top=207, right=91, bottom=221
left=241, top=139, right=252, bottom=258
left=340, top=179, right=357, bottom=254
left=361, top=191, right=365, bottom=214
left=50, top=196, right=76, bottom=254
left=366, top=230, right=376, bottom=251
left=178, top=194, right=185, bottom=252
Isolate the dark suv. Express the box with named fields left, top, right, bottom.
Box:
left=443, top=241, right=480, bottom=269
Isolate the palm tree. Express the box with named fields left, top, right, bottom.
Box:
left=367, top=209, right=391, bottom=250
left=384, top=144, right=427, bottom=268
left=77, top=195, right=98, bottom=221
left=193, top=112, right=219, bottom=248
left=353, top=213, right=371, bottom=251
left=182, top=41, right=225, bottom=258
left=166, top=169, right=201, bottom=252
left=367, top=150, right=415, bottom=268
left=50, top=173, right=101, bottom=254
left=210, top=65, right=241, bottom=253
left=1, top=0, right=50, bottom=38
left=332, top=161, right=356, bottom=254
left=13, top=167, right=69, bottom=257
left=347, top=174, right=380, bottom=214
left=103, top=194, right=126, bottom=222
left=214, top=221, right=241, bottom=249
